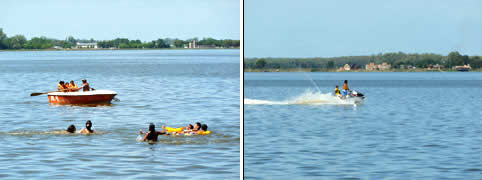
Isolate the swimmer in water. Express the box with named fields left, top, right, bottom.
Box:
left=139, top=123, right=166, bottom=141
left=61, top=124, right=76, bottom=134
left=182, top=124, right=194, bottom=133
left=79, top=120, right=94, bottom=134
left=192, top=122, right=202, bottom=132
left=196, top=124, right=208, bottom=135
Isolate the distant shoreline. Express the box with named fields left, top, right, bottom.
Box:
left=0, top=47, right=240, bottom=52
left=244, top=68, right=482, bottom=72
left=244, top=52, right=482, bottom=73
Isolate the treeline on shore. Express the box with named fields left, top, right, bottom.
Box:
left=244, top=52, right=482, bottom=71
left=96, top=38, right=239, bottom=49
left=0, top=28, right=240, bottom=50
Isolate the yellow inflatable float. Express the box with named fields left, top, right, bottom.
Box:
left=165, top=127, right=211, bottom=135
left=165, top=127, right=185, bottom=133
left=197, top=131, right=211, bottom=135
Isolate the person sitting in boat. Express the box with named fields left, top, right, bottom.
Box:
left=61, top=124, right=76, bottom=134
left=79, top=120, right=94, bottom=134
left=195, top=124, right=209, bottom=135
left=65, top=82, right=70, bottom=91
left=334, top=85, right=341, bottom=96
left=69, top=80, right=79, bottom=92
left=139, top=123, right=166, bottom=141
left=342, top=80, right=349, bottom=96
left=57, top=81, right=69, bottom=92
left=80, top=79, right=90, bottom=92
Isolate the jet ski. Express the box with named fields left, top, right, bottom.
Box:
left=336, top=90, right=365, bottom=103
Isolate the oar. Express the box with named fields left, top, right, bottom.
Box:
left=30, top=91, right=59, bottom=96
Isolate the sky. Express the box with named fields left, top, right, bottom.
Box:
left=245, top=0, right=482, bottom=57
left=1, top=0, right=240, bottom=41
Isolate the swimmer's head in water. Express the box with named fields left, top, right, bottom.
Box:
left=201, top=124, right=208, bottom=131
left=149, top=123, right=155, bottom=132
left=86, top=120, right=92, bottom=129
left=194, top=122, right=201, bottom=130
left=66, top=124, right=76, bottom=133
left=187, top=124, right=193, bottom=130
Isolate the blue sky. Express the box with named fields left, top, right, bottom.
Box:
left=1, top=0, right=240, bottom=41
left=245, top=0, right=482, bottom=57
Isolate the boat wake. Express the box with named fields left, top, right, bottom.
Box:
left=244, top=90, right=362, bottom=106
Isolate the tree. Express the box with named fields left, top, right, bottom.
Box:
left=448, top=51, right=463, bottom=67
left=462, top=55, right=469, bottom=65
left=24, top=36, right=54, bottom=49
left=469, top=56, right=482, bottom=69
left=62, top=41, right=73, bottom=48
left=66, top=36, right=77, bottom=46
left=154, top=39, right=169, bottom=48
left=255, top=58, right=267, bottom=68
left=174, top=39, right=185, bottom=48
left=327, top=61, right=334, bottom=69
left=119, top=43, right=130, bottom=48
left=142, top=42, right=154, bottom=48
left=5, top=35, right=27, bottom=49
left=0, top=28, right=7, bottom=49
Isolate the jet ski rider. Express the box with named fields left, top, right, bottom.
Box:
left=334, top=85, right=341, bottom=96
left=342, top=80, right=349, bottom=96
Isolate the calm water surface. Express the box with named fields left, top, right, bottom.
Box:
left=0, top=50, right=240, bottom=179
left=244, top=72, right=481, bottom=179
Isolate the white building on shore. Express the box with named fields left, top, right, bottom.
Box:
left=365, top=62, right=391, bottom=71
left=76, top=42, right=98, bottom=49
left=188, top=40, right=197, bottom=48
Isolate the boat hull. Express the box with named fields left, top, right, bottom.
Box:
left=48, top=90, right=117, bottom=104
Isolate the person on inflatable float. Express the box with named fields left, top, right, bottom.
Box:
left=192, top=122, right=202, bottom=132
left=183, top=124, right=194, bottom=133
left=196, top=124, right=209, bottom=135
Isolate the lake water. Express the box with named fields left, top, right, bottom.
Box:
left=0, top=49, right=240, bottom=179
left=244, top=72, right=481, bottom=179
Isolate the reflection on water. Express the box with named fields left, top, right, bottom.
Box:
left=0, top=50, right=240, bottom=179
